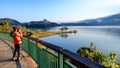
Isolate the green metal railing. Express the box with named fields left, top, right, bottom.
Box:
left=0, top=32, right=105, bottom=68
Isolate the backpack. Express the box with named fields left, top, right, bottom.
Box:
left=10, top=31, right=15, bottom=37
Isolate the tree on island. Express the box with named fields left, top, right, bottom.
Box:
left=59, top=26, right=68, bottom=32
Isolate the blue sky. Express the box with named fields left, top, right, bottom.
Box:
left=0, top=0, right=120, bottom=23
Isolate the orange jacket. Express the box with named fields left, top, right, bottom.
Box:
left=13, top=30, right=23, bottom=44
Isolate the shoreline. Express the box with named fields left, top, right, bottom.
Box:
left=31, top=30, right=77, bottom=38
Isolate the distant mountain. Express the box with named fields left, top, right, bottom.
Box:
left=22, top=19, right=58, bottom=28
left=60, top=13, right=120, bottom=26
left=0, top=18, right=58, bottom=28
left=0, top=18, right=21, bottom=25
left=1, top=13, right=120, bottom=27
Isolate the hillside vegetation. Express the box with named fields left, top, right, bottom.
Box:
left=0, top=21, right=56, bottom=38
left=77, top=42, right=120, bottom=68
left=0, top=21, right=76, bottom=38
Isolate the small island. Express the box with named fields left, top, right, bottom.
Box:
left=29, top=26, right=77, bottom=38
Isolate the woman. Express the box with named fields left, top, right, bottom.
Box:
left=10, top=27, right=23, bottom=61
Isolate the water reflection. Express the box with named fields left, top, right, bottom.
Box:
left=59, top=31, right=77, bottom=39
left=59, top=34, right=69, bottom=38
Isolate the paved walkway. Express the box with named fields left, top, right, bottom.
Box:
left=0, top=39, right=29, bottom=68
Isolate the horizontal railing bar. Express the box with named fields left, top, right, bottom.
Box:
left=24, top=36, right=38, bottom=42
left=65, top=61, right=77, bottom=68
left=60, top=49, right=105, bottom=68
left=38, top=40, right=63, bottom=51
left=27, top=37, right=105, bottom=68
left=25, top=36, right=63, bottom=51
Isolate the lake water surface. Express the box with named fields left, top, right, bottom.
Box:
left=39, top=26, right=120, bottom=61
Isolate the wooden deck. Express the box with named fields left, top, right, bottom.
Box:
left=0, top=39, right=37, bottom=68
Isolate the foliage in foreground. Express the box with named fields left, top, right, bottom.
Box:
left=77, top=42, right=120, bottom=68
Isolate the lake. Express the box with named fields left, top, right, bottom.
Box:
left=39, top=26, right=120, bottom=61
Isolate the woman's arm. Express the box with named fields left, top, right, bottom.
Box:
left=14, top=30, right=23, bottom=37
left=18, top=30, right=23, bottom=37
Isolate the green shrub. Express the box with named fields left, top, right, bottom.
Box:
left=77, top=42, right=120, bottom=68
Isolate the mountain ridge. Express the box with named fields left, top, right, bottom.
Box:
left=60, top=13, right=120, bottom=26
left=0, top=13, right=120, bottom=27
left=0, top=18, right=21, bottom=25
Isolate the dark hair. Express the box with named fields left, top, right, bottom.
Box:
left=12, top=27, right=17, bottom=31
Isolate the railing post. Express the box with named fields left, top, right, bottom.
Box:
left=58, top=52, right=63, bottom=68
left=36, top=40, right=38, bottom=66
left=28, top=37, right=30, bottom=55
left=0, top=32, right=1, bottom=38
